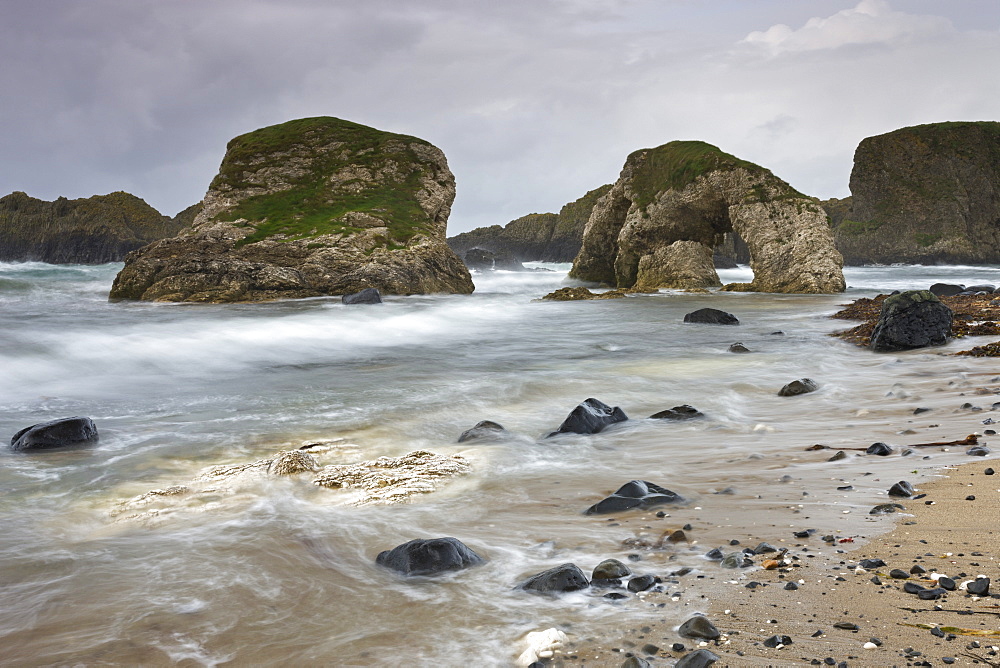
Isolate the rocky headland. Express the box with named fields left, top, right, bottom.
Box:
left=109, top=117, right=473, bottom=302
left=824, top=121, right=1000, bottom=265
left=447, top=185, right=612, bottom=264
left=570, top=141, right=845, bottom=293
left=0, top=191, right=187, bottom=264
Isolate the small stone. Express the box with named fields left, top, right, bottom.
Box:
left=763, top=635, right=792, bottom=648
left=910, top=564, right=927, bottom=574
left=966, top=495, right=976, bottom=501
left=641, top=643, right=660, bottom=655
left=671, top=643, right=685, bottom=652
left=728, top=343, right=751, bottom=353
left=968, top=577, right=990, bottom=596
left=518, top=563, right=590, bottom=594
left=939, top=576, right=957, bottom=591
left=793, top=529, right=815, bottom=539
left=833, top=622, right=859, bottom=631
left=604, top=592, right=628, bottom=600
left=890, top=569, right=910, bottom=579
left=592, top=559, right=632, bottom=580
left=779, top=378, right=818, bottom=397
left=704, top=547, right=724, bottom=560
left=866, top=442, right=893, bottom=456
left=918, top=588, right=946, bottom=600
left=674, top=648, right=720, bottom=668
left=859, top=558, right=886, bottom=569
left=967, top=445, right=991, bottom=456
left=721, top=552, right=749, bottom=568
left=678, top=615, right=720, bottom=640
left=649, top=405, right=704, bottom=420
left=753, top=542, right=779, bottom=554
left=985, top=468, right=995, bottom=475
left=620, top=657, right=652, bottom=668
left=903, top=581, right=925, bottom=594
left=870, top=503, right=905, bottom=515
left=931, top=626, right=946, bottom=638
left=628, top=574, right=656, bottom=592
left=811, top=629, right=825, bottom=637
left=784, top=581, right=799, bottom=590
left=828, top=451, right=848, bottom=462
left=870, top=575, right=882, bottom=585
left=457, top=420, right=509, bottom=443
left=913, top=407, right=931, bottom=414
left=888, top=480, right=915, bottom=497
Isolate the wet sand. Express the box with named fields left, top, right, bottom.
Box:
left=551, top=366, right=1000, bottom=668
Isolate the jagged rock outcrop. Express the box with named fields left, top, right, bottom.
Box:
left=447, top=185, right=612, bottom=263
left=569, top=141, right=845, bottom=293
left=109, top=117, right=473, bottom=302
left=825, top=122, right=1000, bottom=265
left=0, top=191, right=186, bottom=264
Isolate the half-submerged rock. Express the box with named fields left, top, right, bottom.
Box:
left=870, top=290, right=953, bottom=352
left=569, top=141, right=844, bottom=293
left=585, top=480, right=685, bottom=515
left=517, top=563, right=590, bottom=594
left=341, top=287, right=382, bottom=305
left=109, top=117, right=473, bottom=303
left=457, top=420, right=510, bottom=443
left=548, top=398, right=628, bottom=436
left=684, top=308, right=738, bottom=325
left=10, top=417, right=99, bottom=452
left=375, top=537, right=485, bottom=576
left=778, top=378, right=818, bottom=397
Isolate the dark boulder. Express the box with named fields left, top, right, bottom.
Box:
left=929, top=283, right=964, bottom=296
left=678, top=615, right=720, bottom=640
left=674, top=649, right=720, bottom=668
left=866, top=442, right=893, bottom=456
left=965, top=284, right=996, bottom=293
left=870, top=290, right=952, bottom=352
left=549, top=398, right=628, bottom=436
left=585, top=480, right=685, bottom=515
left=592, top=559, right=631, bottom=580
left=778, top=378, right=818, bottom=397
left=10, top=417, right=99, bottom=452
left=683, top=308, right=739, bottom=325
left=457, top=420, right=509, bottom=443
left=627, top=574, right=656, bottom=592
left=342, top=287, right=382, bottom=305
left=649, top=405, right=703, bottom=420
left=518, top=562, right=589, bottom=594
left=375, top=537, right=485, bottom=576
left=888, top=480, right=915, bottom=497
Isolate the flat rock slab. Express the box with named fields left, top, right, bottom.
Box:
left=585, top=479, right=685, bottom=515
left=375, top=537, right=484, bottom=576
left=683, top=308, right=739, bottom=325
left=10, top=416, right=99, bottom=451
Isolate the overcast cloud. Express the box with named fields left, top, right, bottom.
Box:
left=1, top=0, right=998, bottom=233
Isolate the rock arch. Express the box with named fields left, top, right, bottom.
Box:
left=570, top=141, right=845, bottom=293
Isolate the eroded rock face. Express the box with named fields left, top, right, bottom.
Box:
left=569, top=141, right=845, bottom=294
left=0, top=191, right=186, bottom=264
left=826, top=122, right=1000, bottom=265
left=109, top=117, right=473, bottom=302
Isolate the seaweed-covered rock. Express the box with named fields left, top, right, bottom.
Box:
left=0, top=191, right=186, bottom=264
left=585, top=480, right=685, bottom=515
left=518, top=563, right=590, bottom=594
left=10, top=417, right=99, bottom=452
left=375, top=537, right=485, bottom=576
left=109, top=117, right=473, bottom=302
left=570, top=141, right=844, bottom=293
left=870, top=290, right=953, bottom=352
left=549, top=398, right=628, bottom=436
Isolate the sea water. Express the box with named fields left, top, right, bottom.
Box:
left=2, top=261, right=1000, bottom=666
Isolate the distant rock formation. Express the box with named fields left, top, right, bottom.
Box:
left=570, top=141, right=845, bottom=293
left=824, top=122, right=1000, bottom=265
left=109, top=117, right=473, bottom=302
left=447, top=185, right=612, bottom=263
left=0, top=191, right=186, bottom=264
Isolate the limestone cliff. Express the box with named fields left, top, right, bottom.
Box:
left=0, top=191, right=184, bottom=264
left=570, top=141, right=844, bottom=293
left=447, top=185, right=612, bottom=263
left=109, top=117, right=473, bottom=302
left=826, top=122, right=1000, bottom=265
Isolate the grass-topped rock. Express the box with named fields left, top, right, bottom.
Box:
left=109, top=117, right=472, bottom=302
left=824, top=122, right=1000, bottom=265
left=570, top=140, right=844, bottom=294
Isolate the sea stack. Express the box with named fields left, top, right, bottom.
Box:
left=569, top=141, right=845, bottom=293
left=109, top=117, right=473, bottom=302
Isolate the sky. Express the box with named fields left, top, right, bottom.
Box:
left=1, top=0, right=998, bottom=234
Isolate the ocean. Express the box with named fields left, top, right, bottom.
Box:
left=2, top=261, right=999, bottom=666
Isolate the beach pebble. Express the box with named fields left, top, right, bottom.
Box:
left=778, top=378, right=818, bottom=397
left=649, top=404, right=704, bottom=420
left=585, top=479, right=686, bottom=515
left=918, top=588, right=947, bottom=600
left=678, top=615, right=720, bottom=640
left=888, top=480, right=915, bottom=497
left=704, top=548, right=724, bottom=560
left=549, top=398, right=628, bottom=437
left=866, top=442, right=893, bottom=456
left=784, top=581, right=798, bottom=590
left=967, top=577, right=991, bottom=596
left=763, top=634, right=792, bottom=648
left=375, top=537, right=485, bottom=576
left=457, top=420, right=509, bottom=443
left=674, top=648, right=720, bottom=668
left=518, top=563, right=589, bottom=594
left=828, top=451, right=848, bottom=462
left=753, top=542, right=779, bottom=554
left=620, top=658, right=651, bottom=668
left=985, top=468, right=995, bottom=475
left=592, top=559, right=631, bottom=580
left=869, top=503, right=905, bottom=515
left=859, top=558, right=886, bottom=569
left=939, top=576, right=957, bottom=591
left=628, top=574, right=656, bottom=592
left=721, top=552, right=750, bottom=568
left=967, top=445, right=991, bottom=456
left=833, top=622, right=860, bottom=631
left=890, top=569, right=910, bottom=579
